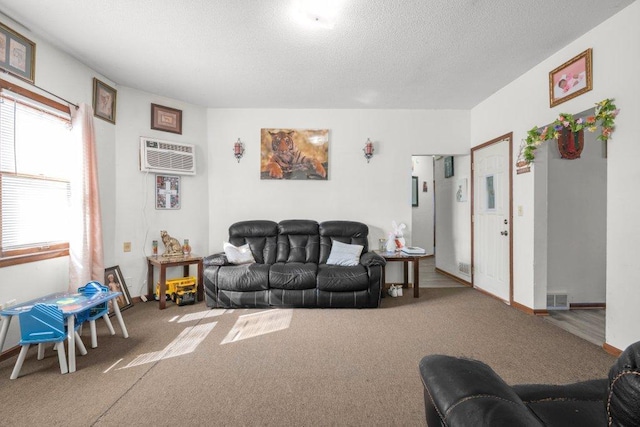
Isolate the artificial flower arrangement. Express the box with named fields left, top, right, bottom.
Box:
left=522, top=98, right=619, bottom=163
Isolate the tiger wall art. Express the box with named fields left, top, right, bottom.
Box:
left=260, top=128, right=328, bottom=180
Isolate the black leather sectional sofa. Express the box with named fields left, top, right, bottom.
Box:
left=418, top=340, right=640, bottom=426
left=203, top=220, right=386, bottom=308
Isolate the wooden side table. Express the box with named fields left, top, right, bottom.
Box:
left=376, top=251, right=431, bottom=298
left=147, top=254, right=204, bottom=309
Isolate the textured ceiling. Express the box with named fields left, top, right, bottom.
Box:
left=0, top=0, right=634, bottom=109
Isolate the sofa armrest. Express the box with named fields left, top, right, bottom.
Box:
left=513, top=378, right=607, bottom=403
left=360, top=251, right=386, bottom=267
left=204, top=252, right=228, bottom=267
left=419, top=355, right=541, bottom=427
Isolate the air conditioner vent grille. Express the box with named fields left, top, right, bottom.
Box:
left=156, top=142, right=193, bottom=153
left=146, top=151, right=194, bottom=171
left=140, top=137, right=196, bottom=175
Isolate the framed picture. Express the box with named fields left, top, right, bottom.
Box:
left=412, top=176, right=419, bottom=207
left=92, top=77, right=117, bottom=124
left=549, top=48, right=592, bottom=108
left=260, top=128, right=328, bottom=180
left=444, top=156, right=454, bottom=178
left=104, top=265, right=133, bottom=314
left=156, top=174, right=180, bottom=209
left=151, top=103, right=183, bottom=134
left=0, top=22, right=36, bottom=84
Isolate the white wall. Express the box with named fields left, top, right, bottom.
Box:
left=604, top=3, right=640, bottom=350
left=411, top=156, right=434, bottom=254
left=470, top=2, right=640, bottom=349
left=112, top=87, right=208, bottom=296
left=434, top=155, right=471, bottom=281
left=546, top=127, right=606, bottom=304
left=207, top=109, right=469, bottom=282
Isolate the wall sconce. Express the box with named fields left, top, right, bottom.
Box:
left=233, top=138, right=244, bottom=162
left=363, top=138, right=374, bottom=163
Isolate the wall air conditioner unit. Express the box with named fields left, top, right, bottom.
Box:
left=140, top=137, right=196, bottom=175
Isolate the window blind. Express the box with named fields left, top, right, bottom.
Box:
left=0, top=91, right=72, bottom=254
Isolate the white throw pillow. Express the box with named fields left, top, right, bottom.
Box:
left=326, top=240, right=364, bottom=266
left=223, top=242, right=256, bottom=265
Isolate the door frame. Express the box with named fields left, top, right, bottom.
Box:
left=471, top=132, right=514, bottom=304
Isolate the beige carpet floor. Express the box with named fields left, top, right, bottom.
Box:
left=0, top=287, right=616, bottom=426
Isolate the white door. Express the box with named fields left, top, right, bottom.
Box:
left=473, top=136, right=512, bottom=302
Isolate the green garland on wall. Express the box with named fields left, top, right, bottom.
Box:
left=523, top=98, right=619, bottom=163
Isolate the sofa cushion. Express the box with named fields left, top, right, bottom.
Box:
left=317, top=264, right=369, bottom=291
left=229, top=220, right=278, bottom=264
left=269, top=262, right=317, bottom=290
left=277, top=220, right=320, bottom=263
left=319, top=221, right=369, bottom=263
left=223, top=242, right=256, bottom=265
left=217, top=264, right=270, bottom=291
left=326, top=240, right=363, bottom=266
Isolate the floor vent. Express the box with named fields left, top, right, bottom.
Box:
left=547, top=293, right=569, bottom=310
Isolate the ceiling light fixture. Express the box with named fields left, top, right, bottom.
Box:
left=291, top=0, right=343, bottom=29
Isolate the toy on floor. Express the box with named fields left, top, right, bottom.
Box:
left=155, top=276, right=197, bottom=306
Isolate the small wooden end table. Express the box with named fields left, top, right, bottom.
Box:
left=376, top=251, right=431, bottom=298
left=147, top=254, right=204, bottom=309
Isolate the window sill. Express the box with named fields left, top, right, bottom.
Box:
left=0, top=248, right=69, bottom=268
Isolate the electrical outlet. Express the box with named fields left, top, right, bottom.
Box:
left=123, top=242, right=132, bottom=252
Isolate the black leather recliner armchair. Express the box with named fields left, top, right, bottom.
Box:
left=418, top=341, right=640, bottom=426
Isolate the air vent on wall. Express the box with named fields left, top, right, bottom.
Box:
left=139, top=137, right=196, bottom=175
left=547, top=293, right=569, bottom=310
left=458, top=262, right=470, bottom=275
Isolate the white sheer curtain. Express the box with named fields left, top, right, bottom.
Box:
left=68, top=103, right=104, bottom=290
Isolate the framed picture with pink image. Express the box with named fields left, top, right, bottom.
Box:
left=549, top=48, right=592, bottom=108
left=104, top=265, right=133, bottom=314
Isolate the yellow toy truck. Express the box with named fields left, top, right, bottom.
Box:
left=155, top=276, right=197, bottom=306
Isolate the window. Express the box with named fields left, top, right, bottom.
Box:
left=0, top=82, right=73, bottom=266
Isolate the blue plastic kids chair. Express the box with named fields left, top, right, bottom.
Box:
left=10, top=303, right=86, bottom=379
left=77, top=281, right=115, bottom=348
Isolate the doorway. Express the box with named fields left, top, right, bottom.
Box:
left=471, top=133, right=513, bottom=303
left=411, top=155, right=472, bottom=288
left=537, top=108, right=606, bottom=342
